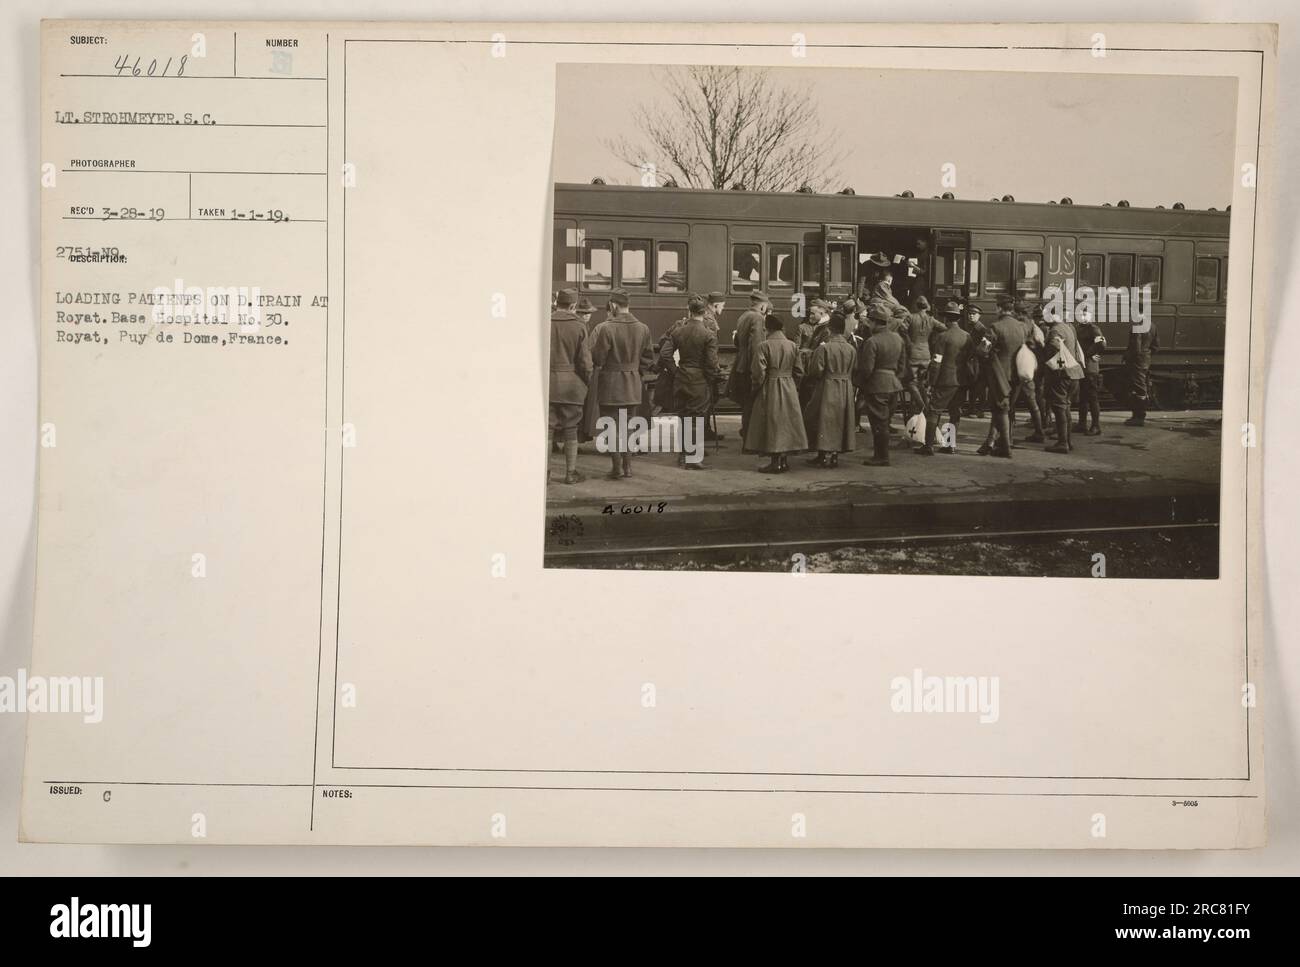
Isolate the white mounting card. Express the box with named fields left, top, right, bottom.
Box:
left=24, top=20, right=1273, bottom=846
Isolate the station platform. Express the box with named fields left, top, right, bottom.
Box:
left=543, top=410, right=1223, bottom=561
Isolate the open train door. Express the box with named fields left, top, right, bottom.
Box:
left=821, top=224, right=857, bottom=301
left=930, top=228, right=973, bottom=306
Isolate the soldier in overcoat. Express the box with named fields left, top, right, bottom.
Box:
left=653, top=308, right=688, bottom=417
left=801, top=313, right=858, bottom=467
left=899, top=295, right=945, bottom=447
left=590, top=288, right=655, bottom=479
left=1042, top=315, right=1084, bottom=454
left=962, top=304, right=989, bottom=418
left=1008, top=303, right=1047, bottom=443
left=856, top=304, right=908, bottom=467
left=575, top=298, right=601, bottom=441
left=979, top=294, right=1026, bottom=458
left=663, top=295, right=721, bottom=469
left=745, top=313, right=807, bottom=473
left=727, top=291, right=769, bottom=446
left=548, top=289, right=592, bottom=484
left=798, top=299, right=831, bottom=407
left=1074, top=306, right=1106, bottom=435
left=919, top=302, right=973, bottom=456
left=1123, top=323, right=1160, bottom=426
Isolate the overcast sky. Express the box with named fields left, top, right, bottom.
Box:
left=554, top=64, right=1238, bottom=209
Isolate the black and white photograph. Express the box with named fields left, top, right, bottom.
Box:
left=546, top=64, right=1234, bottom=577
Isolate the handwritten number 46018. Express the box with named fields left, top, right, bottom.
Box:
left=602, top=503, right=668, bottom=516
left=113, top=54, right=188, bottom=77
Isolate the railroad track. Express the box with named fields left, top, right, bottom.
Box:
left=546, top=521, right=1220, bottom=576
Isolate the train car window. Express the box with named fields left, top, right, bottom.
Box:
left=731, top=243, right=762, bottom=292
left=655, top=242, right=687, bottom=293
left=1221, top=258, right=1228, bottom=300
left=768, top=244, right=797, bottom=290
left=802, top=245, right=822, bottom=294
left=826, top=244, right=853, bottom=288
left=1137, top=256, right=1162, bottom=302
left=1194, top=257, right=1220, bottom=302
left=935, top=248, right=970, bottom=287
left=1015, top=253, right=1042, bottom=298
left=1107, top=254, right=1134, bottom=289
left=969, top=251, right=980, bottom=287
left=984, top=250, right=1012, bottom=295
left=1078, top=254, right=1104, bottom=288
left=582, top=238, right=613, bottom=291
left=619, top=240, right=650, bottom=288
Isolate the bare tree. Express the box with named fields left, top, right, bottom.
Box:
left=607, top=67, right=841, bottom=192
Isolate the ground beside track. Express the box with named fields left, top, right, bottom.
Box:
left=569, top=524, right=1219, bottom=578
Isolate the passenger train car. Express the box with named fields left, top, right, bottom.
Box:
left=552, top=183, right=1229, bottom=409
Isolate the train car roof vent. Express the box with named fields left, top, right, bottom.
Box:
left=941, top=192, right=955, bottom=199
left=1001, top=194, right=1015, bottom=202
left=1117, top=199, right=1131, bottom=207
left=1060, top=197, right=1073, bottom=205
left=661, top=177, right=678, bottom=188
left=1048, top=199, right=1057, bottom=204
left=730, top=183, right=747, bottom=190
left=1156, top=204, right=1166, bottom=209
left=797, top=184, right=814, bottom=193
left=1172, top=202, right=1185, bottom=209
left=1208, top=207, right=1218, bottom=211
left=840, top=187, right=857, bottom=195
left=590, top=177, right=606, bottom=185
left=1226, top=204, right=1232, bottom=211
left=899, top=189, right=914, bottom=197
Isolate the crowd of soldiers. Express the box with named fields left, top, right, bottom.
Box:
left=547, top=270, right=1159, bottom=482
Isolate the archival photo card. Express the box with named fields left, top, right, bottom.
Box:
left=24, top=21, right=1270, bottom=848
left=546, top=63, right=1235, bottom=579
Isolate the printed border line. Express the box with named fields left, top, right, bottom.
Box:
left=1244, top=51, right=1264, bottom=783
left=324, top=38, right=1261, bottom=802
left=342, top=40, right=1265, bottom=53
left=330, top=36, right=349, bottom=779
left=310, top=31, right=331, bottom=832
left=329, top=765, right=1251, bottom=781
left=42, top=781, right=1259, bottom=800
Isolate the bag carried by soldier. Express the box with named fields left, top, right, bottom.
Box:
left=1015, top=344, right=1037, bottom=382
left=905, top=412, right=927, bottom=444
left=1046, top=342, right=1086, bottom=380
